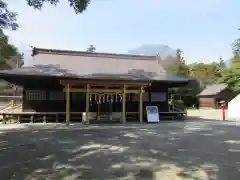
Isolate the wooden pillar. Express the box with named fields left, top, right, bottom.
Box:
left=56, top=114, right=59, bottom=122
left=66, top=84, right=70, bottom=125
left=43, top=115, right=46, bottom=123
left=11, top=86, right=16, bottom=108
left=139, top=86, right=144, bottom=123
left=85, top=84, right=90, bottom=124
left=148, top=86, right=152, bottom=102
left=108, top=97, right=113, bottom=121
left=11, top=100, right=14, bottom=108
left=122, top=85, right=126, bottom=123
left=2, top=114, right=6, bottom=124
left=97, top=99, right=100, bottom=121
left=30, top=115, right=34, bottom=123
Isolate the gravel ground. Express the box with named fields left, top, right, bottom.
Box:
left=0, top=121, right=240, bottom=180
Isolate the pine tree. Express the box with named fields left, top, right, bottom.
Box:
left=168, top=49, right=189, bottom=76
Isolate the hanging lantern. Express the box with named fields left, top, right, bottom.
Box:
left=89, top=94, right=92, bottom=103
left=98, top=94, right=101, bottom=104
left=110, top=94, right=114, bottom=103
left=94, top=94, right=98, bottom=103
left=119, top=94, right=122, bottom=102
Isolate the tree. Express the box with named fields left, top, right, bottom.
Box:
left=26, top=0, right=90, bottom=13
left=217, top=57, right=226, bottom=71
left=219, top=38, right=240, bottom=92
left=220, top=56, right=240, bottom=92
left=213, top=57, right=226, bottom=80
left=232, top=38, right=240, bottom=56
left=189, top=62, right=221, bottom=85
left=167, top=49, right=189, bottom=76
left=0, top=29, right=21, bottom=69
left=0, top=0, right=18, bottom=30
left=0, top=0, right=90, bottom=31
left=86, top=44, right=96, bottom=53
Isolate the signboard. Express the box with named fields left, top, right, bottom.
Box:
left=146, top=106, right=160, bottom=123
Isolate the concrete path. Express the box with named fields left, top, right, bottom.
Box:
left=187, top=109, right=228, bottom=120
left=0, top=121, right=240, bottom=180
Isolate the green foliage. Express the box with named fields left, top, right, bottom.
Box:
left=0, top=0, right=90, bottom=31
left=219, top=37, right=240, bottom=92
left=0, top=29, right=21, bottom=69
left=0, top=0, right=18, bottom=30
left=188, top=61, right=223, bottom=85
left=220, top=56, right=240, bottom=92
left=166, top=51, right=225, bottom=85
left=168, top=49, right=189, bottom=76
left=26, top=0, right=90, bottom=13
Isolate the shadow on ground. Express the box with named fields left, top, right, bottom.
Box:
left=0, top=121, right=240, bottom=180
left=185, top=116, right=221, bottom=121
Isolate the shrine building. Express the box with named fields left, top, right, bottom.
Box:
left=0, top=47, right=195, bottom=124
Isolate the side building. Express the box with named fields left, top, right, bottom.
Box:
left=197, top=84, right=235, bottom=109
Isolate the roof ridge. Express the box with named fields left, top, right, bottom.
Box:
left=32, top=47, right=159, bottom=60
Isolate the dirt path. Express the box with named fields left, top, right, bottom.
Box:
left=0, top=122, right=239, bottom=179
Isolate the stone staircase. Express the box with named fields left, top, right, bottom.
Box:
left=0, top=101, right=22, bottom=123
left=0, top=101, right=23, bottom=120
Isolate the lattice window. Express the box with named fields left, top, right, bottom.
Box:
left=26, top=90, right=46, bottom=101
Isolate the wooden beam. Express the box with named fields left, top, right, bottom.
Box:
left=65, top=84, right=70, bottom=125
left=61, top=79, right=149, bottom=86
left=63, top=88, right=141, bottom=94
left=139, top=86, right=144, bottom=123
left=122, top=84, right=126, bottom=123
left=85, top=84, right=90, bottom=124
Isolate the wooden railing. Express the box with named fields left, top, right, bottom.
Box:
left=168, top=99, right=186, bottom=114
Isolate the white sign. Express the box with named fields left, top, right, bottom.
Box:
left=146, top=106, right=160, bottom=123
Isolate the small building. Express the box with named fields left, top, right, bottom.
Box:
left=197, top=84, right=235, bottom=109
left=0, top=47, right=195, bottom=123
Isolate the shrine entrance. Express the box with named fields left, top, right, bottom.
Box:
left=60, top=79, right=150, bottom=125
left=89, top=93, right=119, bottom=121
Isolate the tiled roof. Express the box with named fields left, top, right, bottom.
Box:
left=0, top=47, right=194, bottom=83
left=198, top=84, right=228, bottom=96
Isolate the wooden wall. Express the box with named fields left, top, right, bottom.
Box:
left=21, top=79, right=170, bottom=113
left=199, top=88, right=236, bottom=109
left=199, top=97, right=217, bottom=109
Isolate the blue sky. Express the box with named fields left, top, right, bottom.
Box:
left=5, top=0, right=240, bottom=64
